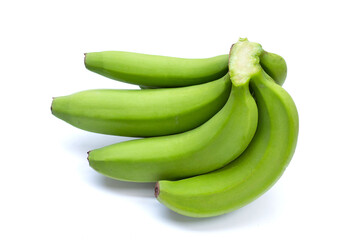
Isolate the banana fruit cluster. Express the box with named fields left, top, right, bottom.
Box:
left=51, top=38, right=298, bottom=218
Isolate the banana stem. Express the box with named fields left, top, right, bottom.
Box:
left=228, top=38, right=264, bottom=87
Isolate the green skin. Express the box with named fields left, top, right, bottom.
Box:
left=51, top=75, right=231, bottom=137
left=155, top=39, right=299, bottom=218
left=260, top=51, right=287, bottom=86
left=85, top=52, right=229, bottom=87
left=84, top=50, right=286, bottom=87
left=87, top=79, right=258, bottom=182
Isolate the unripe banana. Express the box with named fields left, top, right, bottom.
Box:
left=87, top=75, right=258, bottom=182
left=84, top=50, right=286, bottom=87
left=85, top=51, right=229, bottom=87
left=155, top=38, right=299, bottom=218
left=260, top=50, right=287, bottom=86
left=51, top=75, right=231, bottom=137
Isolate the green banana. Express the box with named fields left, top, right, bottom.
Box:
left=260, top=50, right=287, bottom=86
left=51, top=75, right=231, bottom=137
left=85, top=51, right=229, bottom=87
left=155, top=38, right=299, bottom=218
left=84, top=50, right=286, bottom=87
left=87, top=75, right=258, bottom=182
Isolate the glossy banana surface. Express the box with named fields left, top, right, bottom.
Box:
left=51, top=75, right=231, bottom=137
left=155, top=39, right=299, bottom=218
left=87, top=78, right=258, bottom=182
left=85, top=51, right=229, bottom=87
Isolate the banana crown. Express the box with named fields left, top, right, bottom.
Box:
left=229, top=38, right=263, bottom=86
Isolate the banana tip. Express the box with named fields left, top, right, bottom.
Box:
left=50, top=97, right=56, bottom=113
left=87, top=151, right=91, bottom=162
left=154, top=182, right=160, bottom=198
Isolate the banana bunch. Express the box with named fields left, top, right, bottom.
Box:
left=51, top=38, right=298, bottom=218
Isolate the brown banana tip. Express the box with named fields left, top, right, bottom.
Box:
left=84, top=53, right=87, bottom=65
left=154, top=182, right=160, bottom=198
left=50, top=98, right=55, bottom=113
left=87, top=151, right=91, bottom=161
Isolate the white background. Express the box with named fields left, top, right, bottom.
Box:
left=1, top=0, right=359, bottom=239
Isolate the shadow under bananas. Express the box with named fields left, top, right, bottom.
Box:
left=63, top=131, right=139, bottom=157
left=155, top=188, right=283, bottom=230
left=63, top=132, right=155, bottom=198
left=98, top=176, right=155, bottom=198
